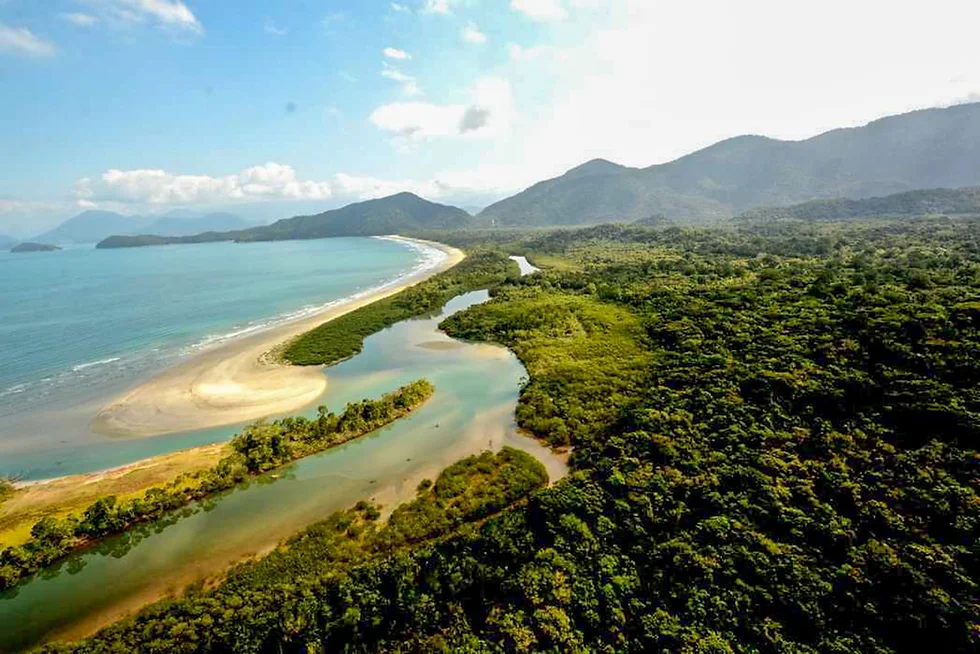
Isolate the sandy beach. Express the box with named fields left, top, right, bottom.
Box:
left=90, top=236, right=464, bottom=438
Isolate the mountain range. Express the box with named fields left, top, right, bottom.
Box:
left=479, top=102, right=980, bottom=226
left=36, top=210, right=249, bottom=245
left=97, top=193, right=472, bottom=248
left=96, top=102, right=980, bottom=248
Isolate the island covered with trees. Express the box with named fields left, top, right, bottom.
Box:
left=10, top=242, right=61, bottom=253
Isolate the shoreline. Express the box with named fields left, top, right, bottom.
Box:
left=89, top=236, right=465, bottom=439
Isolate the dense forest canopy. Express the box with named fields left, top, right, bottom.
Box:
left=46, top=217, right=980, bottom=652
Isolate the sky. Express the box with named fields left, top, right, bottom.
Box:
left=1, top=0, right=979, bottom=236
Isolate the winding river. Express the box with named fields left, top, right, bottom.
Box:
left=0, top=258, right=560, bottom=653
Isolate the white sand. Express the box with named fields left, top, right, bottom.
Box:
left=91, top=237, right=464, bottom=438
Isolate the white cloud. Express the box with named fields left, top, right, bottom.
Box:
left=332, top=162, right=538, bottom=202
left=508, top=43, right=565, bottom=62
left=60, top=13, right=99, bottom=27
left=370, top=102, right=464, bottom=139
left=401, top=80, right=423, bottom=97
left=334, top=165, right=531, bottom=201
left=0, top=199, right=56, bottom=214
left=421, top=0, right=466, bottom=15
left=68, top=162, right=519, bottom=209
left=264, top=20, right=287, bottom=36
left=334, top=173, right=440, bottom=200
left=0, top=24, right=57, bottom=57
left=370, top=77, right=513, bottom=141
left=383, top=47, right=411, bottom=60
left=389, top=3, right=411, bottom=12
left=461, top=22, right=487, bottom=44
left=95, top=0, right=203, bottom=34
left=510, top=0, right=568, bottom=21
left=382, top=62, right=423, bottom=96
left=381, top=65, right=412, bottom=83
left=75, top=163, right=335, bottom=205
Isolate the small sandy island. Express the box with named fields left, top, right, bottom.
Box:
left=91, top=236, right=464, bottom=438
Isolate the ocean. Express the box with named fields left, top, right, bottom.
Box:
left=0, top=237, right=442, bottom=477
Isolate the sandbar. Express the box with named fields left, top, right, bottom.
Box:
left=90, top=236, right=464, bottom=438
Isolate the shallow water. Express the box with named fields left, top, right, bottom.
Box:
left=0, top=237, right=442, bottom=476
left=510, top=255, right=540, bottom=275
left=0, top=289, right=566, bottom=653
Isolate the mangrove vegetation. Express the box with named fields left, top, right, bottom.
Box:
left=283, top=251, right=517, bottom=366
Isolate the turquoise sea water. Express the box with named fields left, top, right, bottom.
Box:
left=0, top=238, right=439, bottom=477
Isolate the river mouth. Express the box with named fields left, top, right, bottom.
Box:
left=0, top=288, right=567, bottom=653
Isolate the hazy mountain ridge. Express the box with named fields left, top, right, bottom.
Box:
left=98, top=193, right=473, bottom=249
left=36, top=211, right=249, bottom=245
left=480, top=103, right=980, bottom=226
left=145, top=212, right=247, bottom=237
left=736, top=187, right=980, bottom=222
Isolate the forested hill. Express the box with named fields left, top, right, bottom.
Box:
left=97, top=193, right=473, bottom=248
left=736, top=186, right=980, bottom=222
left=479, top=102, right=980, bottom=226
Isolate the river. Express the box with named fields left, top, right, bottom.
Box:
left=0, top=256, right=558, bottom=653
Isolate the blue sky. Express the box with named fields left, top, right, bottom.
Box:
left=1, top=0, right=978, bottom=235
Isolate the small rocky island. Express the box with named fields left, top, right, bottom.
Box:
left=11, top=242, right=61, bottom=253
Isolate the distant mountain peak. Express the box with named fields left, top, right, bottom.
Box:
left=479, top=102, right=980, bottom=227
left=563, top=158, right=627, bottom=179
left=37, top=209, right=248, bottom=244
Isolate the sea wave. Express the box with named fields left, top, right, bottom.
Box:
left=0, top=354, right=155, bottom=413
left=72, top=357, right=122, bottom=372
left=0, top=238, right=448, bottom=414
left=0, top=383, right=28, bottom=399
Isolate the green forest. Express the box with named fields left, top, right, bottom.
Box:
left=0, top=380, right=433, bottom=592
left=43, top=216, right=980, bottom=652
